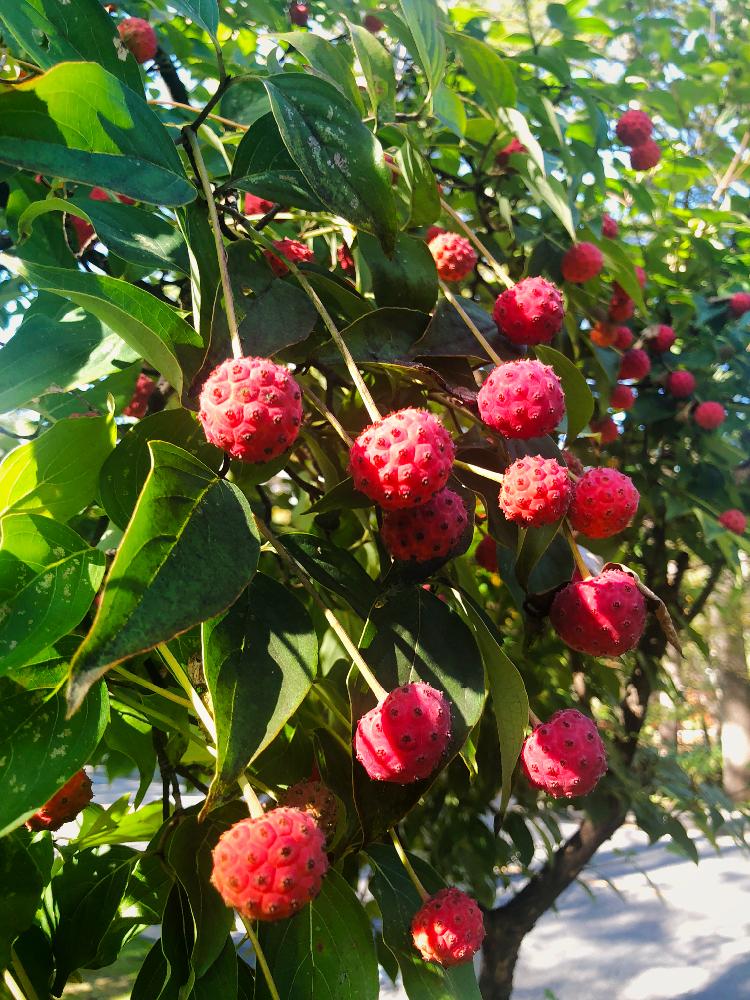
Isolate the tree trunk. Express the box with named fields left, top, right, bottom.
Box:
left=711, top=572, right=750, bottom=801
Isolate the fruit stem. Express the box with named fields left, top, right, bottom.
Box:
left=302, top=385, right=354, bottom=447
left=439, top=282, right=504, bottom=366
left=113, top=666, right=192, bottom=710
left=439, top=199, right=514, bottom=289
left=183, top=127, right=243, bottom=361
left=562, top=520, right=592, bottom=579
left=158, top=643, right=218, bottom=742
left=389, top=827, right=429, bottom=902
left=454, top=459, right=505, bottom=486
left=254, top=516, right=389, bottom=702
left=237, top=772, right=265, bottom=819
left=3, top=969, right=27, bottom=1000
left=240, top=917, right=282, bottom=1000
left=313, top=683, right=353, bottom=733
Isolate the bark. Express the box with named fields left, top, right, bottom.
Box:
left=711, top=572, right=750, bottom=801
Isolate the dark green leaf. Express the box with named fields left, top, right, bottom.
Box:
left=0, top=830, right=53, bottom=969
left=319, top=307, right=430, bottom=365
left=433, top=84, right=466, bottom=137
left=306, top=477, right=373, bottom=515
left=451, top=33, right=516, bottom=109
left=283, top=532, right=379, bottom=618
left=169, top=0, right=219, bottom=38
left=395, top=142, right=441, bottom=228
left=358, top=233, right=438, bottom=312
left=398, top=0, right=446, bottom=99
left=69, top=198, right=190, bottom=274
left=417, top=297, right=519, bottom=361
left=514, top=520, right=563, bottom=590
left=535, top=345, right=594, bottom=443
left=348, top=21, right=397, bottom=121
left=275, top=33, right=365, bottom=113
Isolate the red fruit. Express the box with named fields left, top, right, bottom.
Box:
left=591, top=322, right=617, bottom=348
left=521, top=708, right=607, bottom=798
left=499, top=456, right=572, bottom=527
left=550, top=568, right=647, bottom=655
left=590, top=416, right=619, bottom=444
left=243, top=192, right=274, bottom=216
left=569, top=468, right=639, bottom=539
left=265, top=238, right=314, bottom=276
left=118, top=17, right=157, bottom=63
left=71, top=214, right=95, bottom=250
left=608, top=288, right=634, bottom=322
left=475, top=535, right=498, bottom=572
left=425, top=225, right=446, bottom=243
left=495, top=138, right=527, bottom=167
left=349, top=408, right=455, bottom=510
left=650, top=324, right=675, bottom=353
left=428, top=232, right=478, bottom=282
left=729, top=292, right=750, bottom=317
left=609, top=383, right=636, bottom=411
left=601, top=214, right=619, bottom=239
left=337, top=242, right=355, bottom=274
left=492, top=277, right=564, bottom=345
left=719, top=509, right=747, bottom=535
left=278, top=780, right=338, bottom=839
left=26, top=770, right=93, bottom=832
left=210, top=807, right=328, bottom=921
left=123, top=373, right=156, bottom=418
left=615, top=110, right=653, bottom=146
left=381, top=488, right=467, bottom=562
left=561, top=242, right=603, bottom=283
left=666, top=370, right=696, bottom=398
left=289, top=1, right=309, bottom=25
left=198, top=356, right=302, bottom=463
left=614, top=326, right=634, bottom=350
left=411, top=888, right=485, bottom=967
left=630, top=140, right=661, bottom=171
left=354, top=682, right=451, bottom=783
left=619, top=348, right=651, bottom=381
left=477, top=359, right=565, bottom=440
left=364, top=12, right=384, bottom=32
left=693, top=401, right=726, bottom=429
left=563, top=449, right=584, bottom=477
left=635, top=266, right=647, bottom=289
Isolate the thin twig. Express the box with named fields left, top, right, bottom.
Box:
left=240, top=917, right=281, bottom=1000
left=303, top=384, right=354, bottom=446
left=390, top=828, right=429, bottom=901
left=440, top=282, right=504, bottom=365
left=455, top=459, right=505, bottom=485
left=562, top=520, right=591, bottom=579
left=440, top=199, right=514, bottom=289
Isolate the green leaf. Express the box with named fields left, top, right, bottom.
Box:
left=168, top=0, right=219, bottom=38
left=0, top=411, right=116, bottom=522
left=348, top=20, right=397, bottom=121
left=201, top=573, right=317, bottom=812
left=99, top=408, right=222, bottom=531
left=367, top=844, right=482, bottom=998
left=534, top=345, right=594, bottom=442
left=263, top=73, right=398, bottom=253
left=0, top=830, right=53, bottom=970
left=417, top=297, right=517, bottom=361
left=0, top=513, right=105, bottom=676
left=254, top=870, right=379, bottom=1000
left=0, top=678, right=109, bottom=836
left=318, top=307, right=429, bottom=365
left=103, top=710, right=156, bottom=808
left=0, top=257, right=205, bottom=402
left=0, top=0, right=143, bottom=90
left=434, top=84, right=466, bottom=138
left=514, top=520, right=563, bottom=590
left=282, top=532, right=379, bottom=619
left=451, top=33, right=516, bottom=110
left=67, top=442, right=260, bottom=712
left=0, top=63, right=194, bottom=206
left=306, top=477, right=373, bottom=515
left=398, top=0, right=447, bottom=99
left=275, top=33, right=366, bottom=113
left=358, top=233, right=438, bottom=312
left=395, top=142, right=441, bottom=228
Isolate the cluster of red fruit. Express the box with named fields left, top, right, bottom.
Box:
left=123, top=373, right=156, bottom=418
left=616, top=110, right=662, bottom=171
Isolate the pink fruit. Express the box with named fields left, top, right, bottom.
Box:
left=561, top=242, right=604, bottom=283
left=609, top=383, right=636, bottom=411
left=278, top=780, right=338, bottom=839
left=521, top=708, right=607, bottom=798
left=614, top=326, right=634, bottom=350
left=718, top=509, right=746, bottom=535
left=26, top=770, right=93, bottom=832
left=354, top=683, right=451, bottom=783
left=601, top=214, right=619, bottom=238
left=123, top=373, right=156, bottom=418
left=630, top=140, right=661, bottom=171
left=381, top=488, right=468, bottom=562
left=337, top=242, right=355, bottom=274
left=425, top=225, right=446, bottom=243
left=428, top=232, right=478, bottom=282
left=495, top=138, right=527, bottom=167
left=265, top=238, right=314, bottom=276
left=650, top=324, right=675, bottom=353
left=364, top=12, right=384, bottom=32
left=492, top=277, right=564, bottom=345
left=117, top=17, right=157, bottom=63
left=477, top=359, right=565, bottom=440
left=550, top=568, right=647, bottom=655
left=198, top=356, right=303, bottom=463
left=635, top=266, right=647, bottom=288
left=349, top=408, right=455, bottom=510
left=499, top=456, right=572, bottom=527
left=289, top=1, right=309, bottom=25
left=475, top=535, right=498, bottom=572
left=619, top=348, right=651, bottom=381
left=616, top=110, right=653, bottom=146
left=411, top=888, right=485, bottom=967
left=693, top=401, right=726, bottom=429
left=729, top=292, right=750, bottom=317
left=569, top=468, right=639, bottom=539
left=244, top=193, right=274, bottom=216
left=609, top=288, right=635, bottom=322
left=590, top=416, right=619, bottom=444
left=666, top=370, right=696, bottom=398
left=563, top=449, right=584, bottom=477
left=210, top=808, right=328, bottom=921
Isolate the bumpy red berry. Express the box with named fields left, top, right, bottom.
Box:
left=265, top=238, right=314, bottom=276
left=630, top=140, right=661, bottom=171
left=499, top=456, right=571, bottom=527
left=650, top=324, right=675, bottom=353
left=635, top=266, right=647, bottom=288
left=619, top=348, right=651, bottom=381
left=601, top=214, right=619, bottom=238
left=244, top=192, right=274, bottom=216
left=563, top=449, right=584, bottom=477
left=198, top=356, right=302, bottom=463
left=425, top=225, right=446, bottom=243
left=118, top=17, right=157, bottom=63
left=211, top=808, right=328, bottom=921
left=354, top=682, right=451, bottom=783
left=364, top=12, right=384, bottom=31
left=495, top=138, right=527, bottom=167
left=411, top=888, right=485, bottom=967
left=614, top=326, right=634, bottom=350
left=616, top=110, right=653, bottom=146
left=561, top=242, right=603, bottom=283
left=381, top=488, right=467, bottom=562
left=289, top=1, right=309, bottom=25
left=569, top=468, right=639, bottom=538
left=719, top=509, right=746, bottom=535
left=337, top=242, right=355, bottom=274
left=492, top=277, right=564, bottom=345
left=428, top=232, right=478, bottom=282
left=477, top=360, right=565, bottom=440
left=729, top=292, right=750, bottom=317
left=693, top=401, right=726, bottom=429
left=521, top=709, right=607, bottom=798
left=475, top=535, right=498, bottom=572
left=550, top=568, right=647, bottom=655
left=609, top=383, right=635, bottom=411
left=26, top=770, right=93, bottom=832
left=609, top=288, right=634, bottom=321
left=349, top=408, right=455, bottom=510
left=123, top=373, right=156, bottom=418
left=279, top=780, right=338, bottom=839
left=590, top=416, right=619, bottom=444
left=667, top=370, right=696, bottom=398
